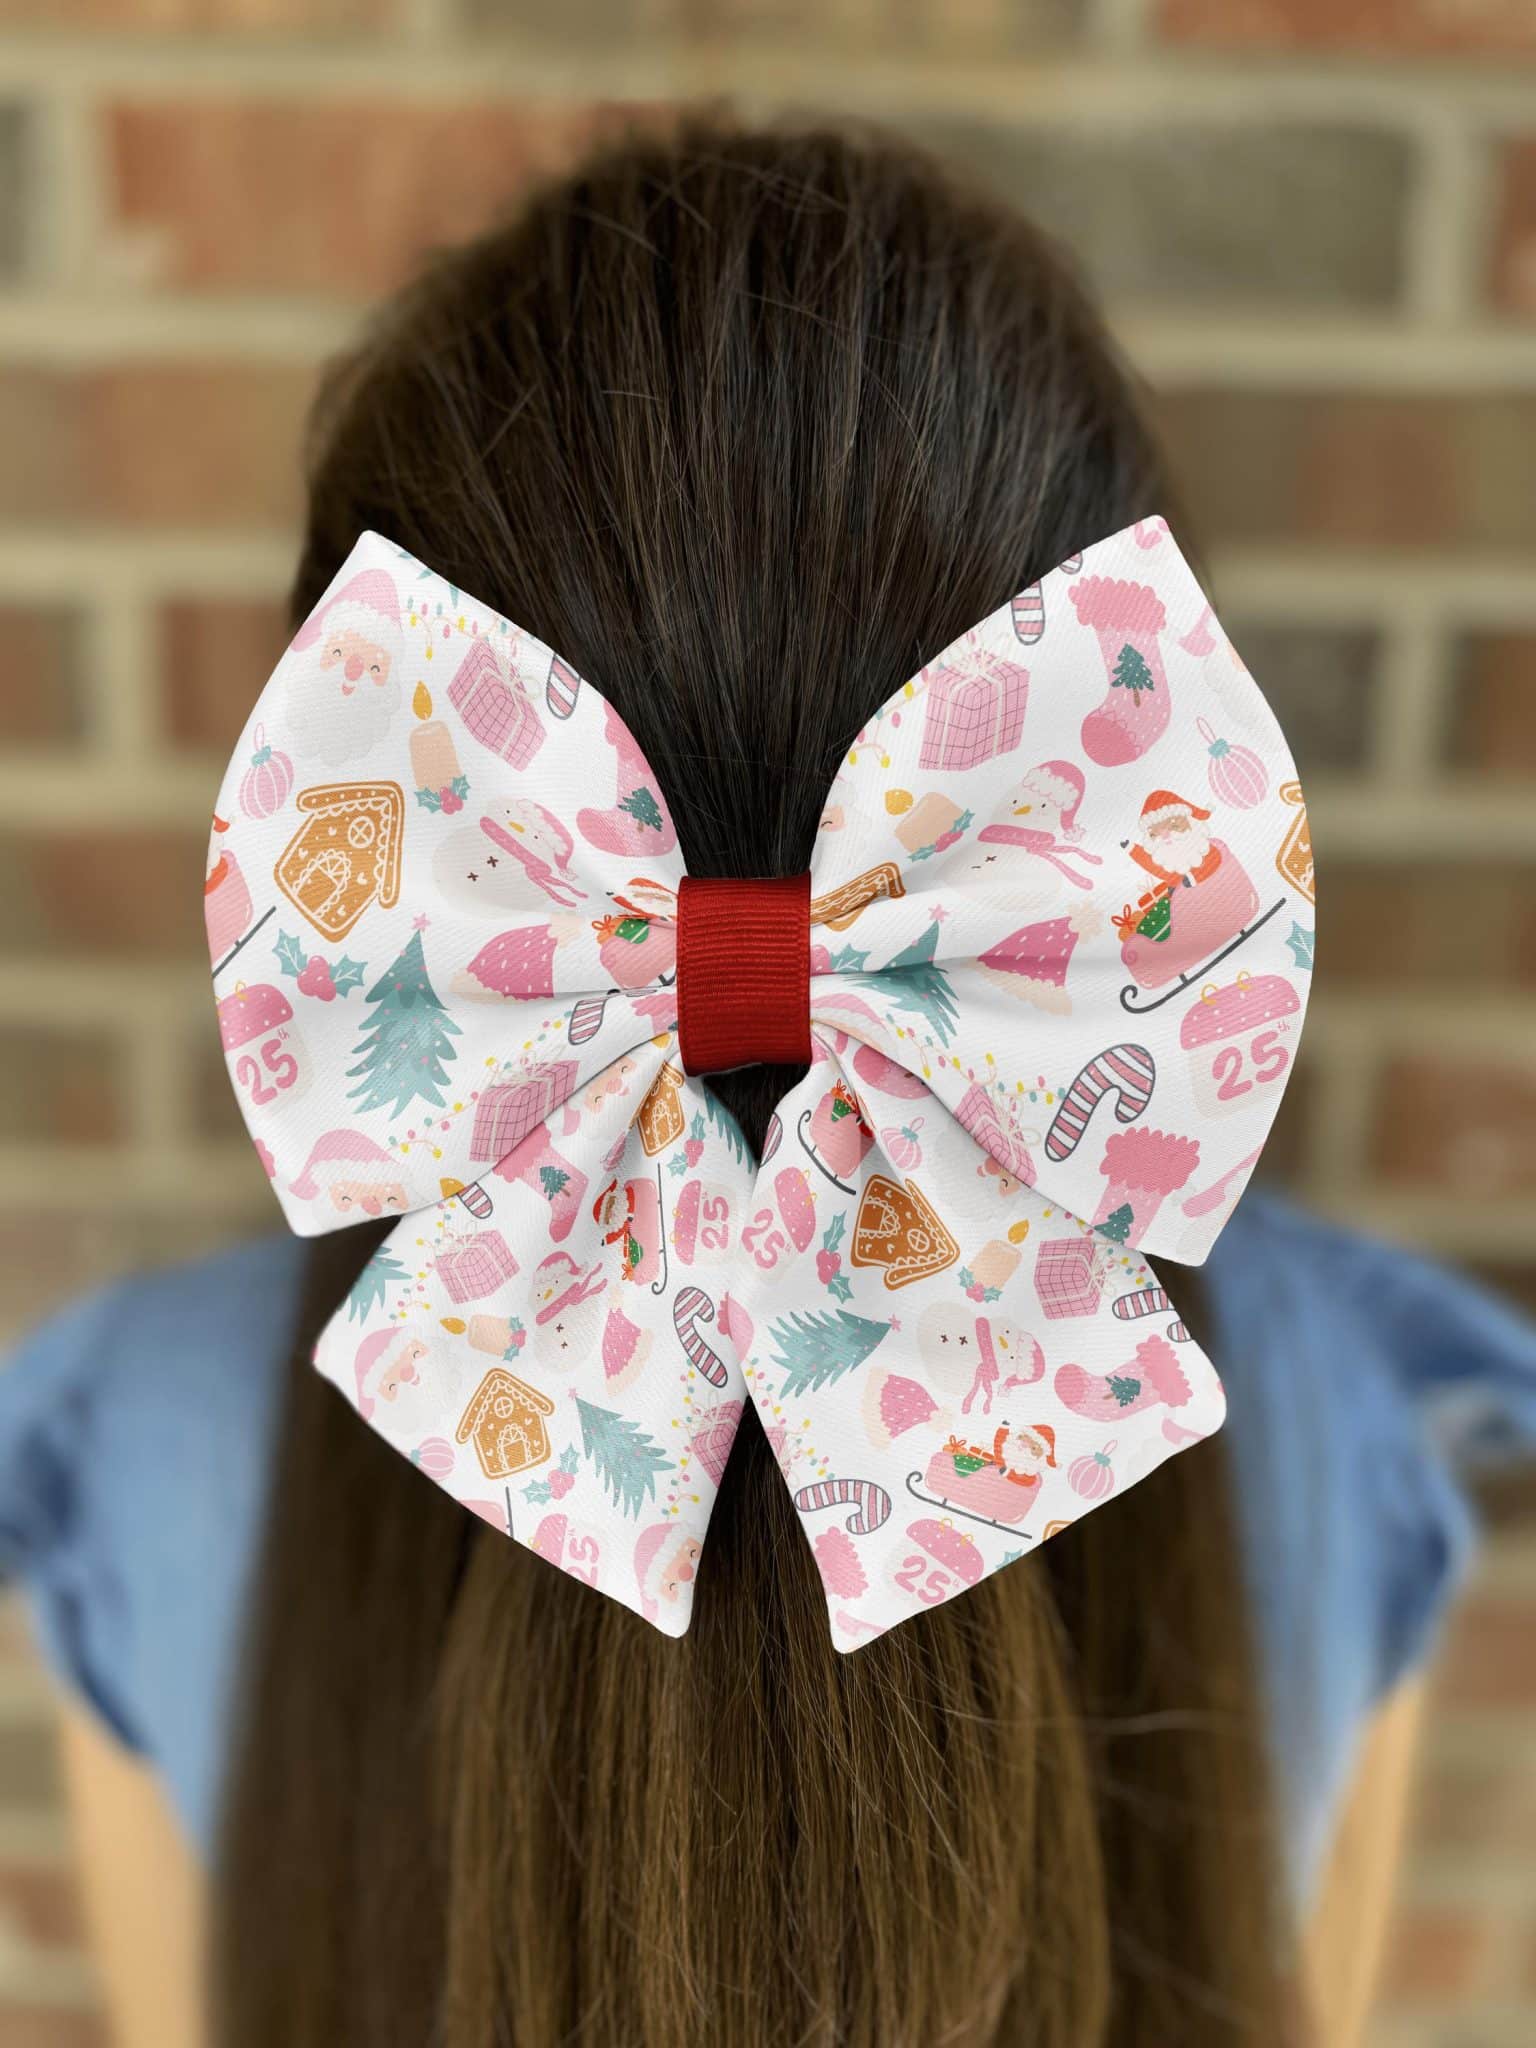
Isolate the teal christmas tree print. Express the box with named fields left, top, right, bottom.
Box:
left=1095, top=1204, right=1134, bottom=1244
left=842, top=917, right=959, bottom=1047
left=771, top=1308, right=890, bottom=1398
left=1111, top=644, right=1155, bottom=698
left=347, top=1246, right=407, bottom=1321
left=346, top=921, right=460, bottom=1118
left=575, top=1397, right=673, bottom=1518
left=619, top=785, right=664, bottom=833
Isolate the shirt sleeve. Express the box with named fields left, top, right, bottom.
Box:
left=0, top=1285, right=150, bottom=1755
left=1205, top=1194, right=1536, bottom=1894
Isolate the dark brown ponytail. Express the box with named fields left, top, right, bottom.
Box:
left=213, top=117, right=1296, bottom=2047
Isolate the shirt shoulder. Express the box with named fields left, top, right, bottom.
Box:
left=0, top=1233, right=309, bottom=1846
left=1206, top=1192, right=1536, bottom=1890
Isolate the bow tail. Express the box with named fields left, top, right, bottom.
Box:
left=735, top=1054, right=1227, bottom=1651
left=312, top=1037, right=756, bottom=1638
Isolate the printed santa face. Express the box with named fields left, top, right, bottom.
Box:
left=1137, top=793, right=1213, bottom=881
left=995, top=1421, right=1056, bottom=1477
left=634, top=1520, right=704, bottom=1628
left=283, top=568, right=406, bottom=766
left=352, top=1326, right=429, bottom=1426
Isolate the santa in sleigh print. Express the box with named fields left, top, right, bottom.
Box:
left=905, top=1421, right=1057, bottom=1538
left=1115, top=789, right=1285, bottom=1014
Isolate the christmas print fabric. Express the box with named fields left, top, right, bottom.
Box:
left=208, top=519, right=1313, bottom=1651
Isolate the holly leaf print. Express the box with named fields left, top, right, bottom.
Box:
left=1286, top=923, right=1315, bottom=973
left=332, top=955, right=367, bottom=996
left=827, top=941, right=870, bottom=974
left=273, top=929, right=308, bottom=980
left=667, top=1150, right=689, bottom=1179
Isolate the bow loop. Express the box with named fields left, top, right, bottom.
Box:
left=211, top=518, right=1309, bottom=1647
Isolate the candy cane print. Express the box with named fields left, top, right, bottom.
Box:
left=1044, top=1044, right=1156, bottom=1162
left=673, top=1285, right=730, bottom=1389
left=1012, top=583, right=1045, bottom=645
left=792, top=1476, right=893, bottom=1536
left=546, top=653, right=581, bottom=721
left=1112, top=1284, right=1171, bottom=1321
left=1113, top=1283, right=1189, bottom=1344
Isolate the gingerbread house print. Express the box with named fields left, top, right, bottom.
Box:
left=275, top=781, right=404, bottom=941
left=455, top=1367, right=555, bottom=1480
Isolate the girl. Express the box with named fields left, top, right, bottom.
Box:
left=4, top=118, right=1533, bottom=2048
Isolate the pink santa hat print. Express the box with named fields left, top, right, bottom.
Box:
left=285, top=566, right=407, bottom=767
left=634, top=1521, right=702, bottom=1632
left=292, top=567, right=405, bottom=662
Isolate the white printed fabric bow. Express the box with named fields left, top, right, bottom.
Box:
left=208, top=519, right=1313, bottom=1651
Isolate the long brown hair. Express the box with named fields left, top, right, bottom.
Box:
left=213, top=119, right=1295, bottom=2047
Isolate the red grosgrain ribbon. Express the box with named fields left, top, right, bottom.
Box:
left=676, top=873, right=812, bottom=1076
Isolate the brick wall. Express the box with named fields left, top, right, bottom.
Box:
left=0, top=2, right=1533, bottom=2043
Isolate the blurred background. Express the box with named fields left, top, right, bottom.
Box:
left=0, top=1, right=1533, bottom=2042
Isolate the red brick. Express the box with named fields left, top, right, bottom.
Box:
left=191, top=1029, right=248, bottom=1144
left=0, top=1724, right=59, bottom=1808
left=1450, top=632, right=1536, bottom=778
left=1370, top=1053, right=1536, bottom=1196
left=1381, top=1906, right=1492, bottom=2002
left=1413, top=1751, right=1536, bottom=1855
left=0, top=366, right=309, bottom=529
left=0, top=1862, right=89, bottom=1949
left=0, top=1214, right=127, bottom=1332
left=0, top=1027, right=125, bottom=1146
left=1324, top=862, right=1536, bottom=990
left=1492, top=140, right=1536, bottom=320
left=1438, top=1595, right=1536, bottom=1708
left=1253, top=1049, right=1312, bottom=1183
left=1157, top=389, right=1536, bottom=551
left=0, top=0, right=382, bottom=24
left=0, top=607, right=85, bottom=746
left=162, top=598, right=288, bottom=753
left=0, top=2014, right=107, bottom=2048
left=106, top=99, right=653, bottom=296
left=0, top=828, right=207, bottom=957
left=1159, top=0, right=1536, bottom=57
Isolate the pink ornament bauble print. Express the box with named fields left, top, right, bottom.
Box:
left=1068, top=1441, right=1117, bottom=1501
left=411, top=1436, right=456, bottom=1481
left=238, top=723, right=294, bottom=820
left=880, top=1116, right=925, bottom=1170
left=1197, top=716, right=1268, bottom=810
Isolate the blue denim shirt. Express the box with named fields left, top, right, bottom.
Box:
left=2, top=1193, right=1533, bottom=1895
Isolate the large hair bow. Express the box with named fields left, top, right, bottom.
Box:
left=208, top=519, right=1312, bottom=1650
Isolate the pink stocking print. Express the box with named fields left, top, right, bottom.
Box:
left=208, top=518, right=1310, bottom=1652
